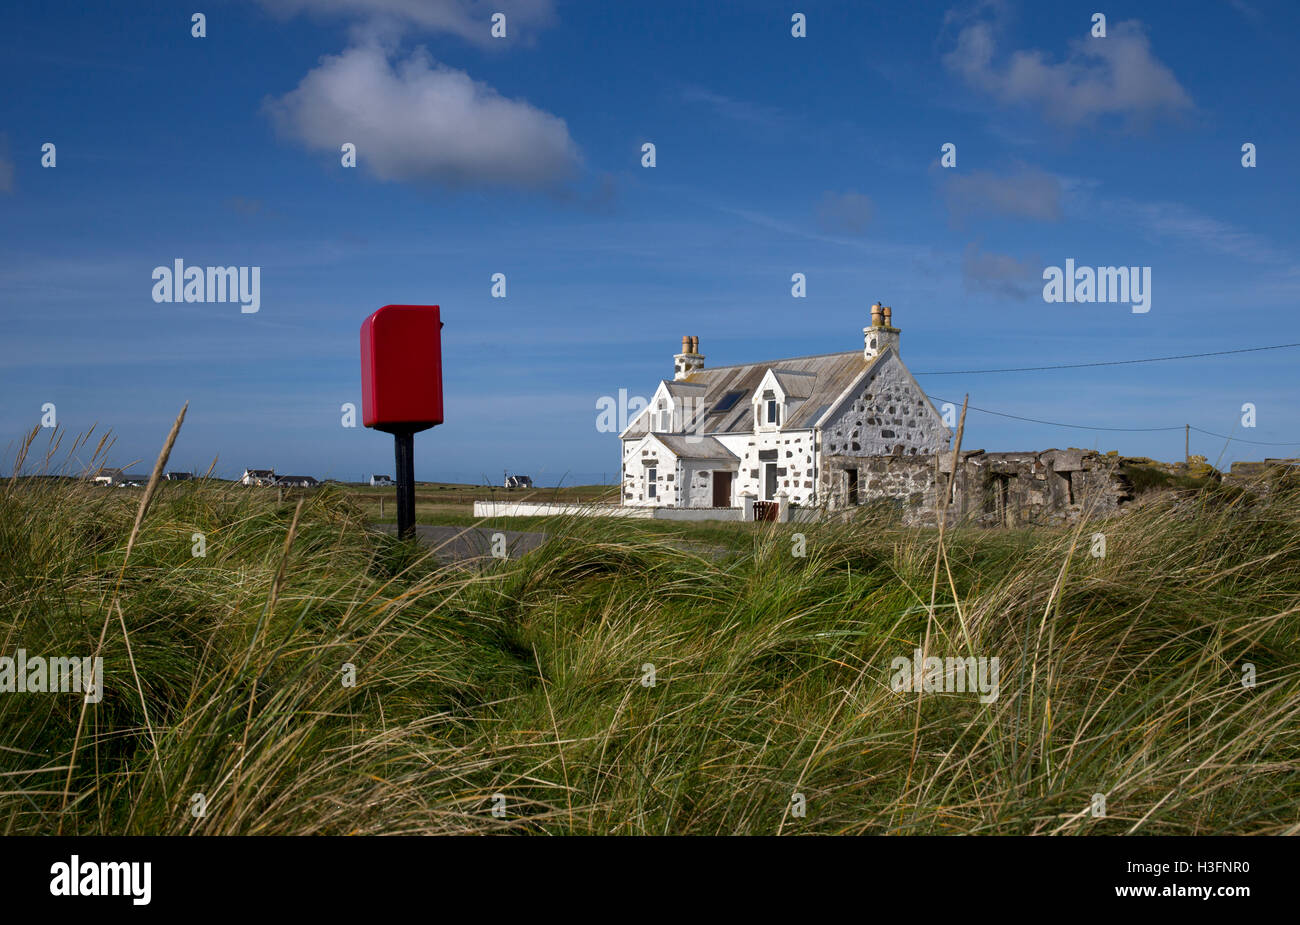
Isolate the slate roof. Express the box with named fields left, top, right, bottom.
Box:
left=649, top=434, right=740, bottom=461
left=624, top=350, right=881, bottom=439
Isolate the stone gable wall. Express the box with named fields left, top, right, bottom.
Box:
left=819, top=354, right=950, bottom=463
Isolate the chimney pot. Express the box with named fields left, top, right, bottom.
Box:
left=690, top=335, right=699, bottom=354
left=883, top=305, right=893, bottom=327
left=681, top=335, right=691, bottom=354
left=871, top=302, right=884, bottom=327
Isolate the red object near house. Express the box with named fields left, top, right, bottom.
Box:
left=360, top=304, right=444, bottom=433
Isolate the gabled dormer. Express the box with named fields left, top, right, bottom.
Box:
left=752, top=369, right=786, bottom=433
left=635, top=379, right=708, bottom=434
left=751, top=368, right=816, bottom=432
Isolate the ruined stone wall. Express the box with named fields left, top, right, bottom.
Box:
left=824, top=448, right=1133, bottom=526
left=1224, top=458, right=1300, bottom=496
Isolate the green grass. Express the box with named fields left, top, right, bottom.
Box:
left=3, top=429, right=1299, bottom=835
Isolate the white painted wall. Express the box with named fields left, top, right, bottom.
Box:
left=619, top=347, right=948, bottom=511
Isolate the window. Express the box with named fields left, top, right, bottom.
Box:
left=1055, top=469, right=1075, bottom=504
left=656, top=401, right=669, bottom=432
left=711, top=390, right=746, bottom=414
left=647, top=467, right=657, bottom=499
left=762, top=390, right=779, bottom=426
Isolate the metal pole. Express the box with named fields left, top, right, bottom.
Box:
left=394, top=429, right=415, bottom=540
left=1185, top=424, right=1190, bottom=469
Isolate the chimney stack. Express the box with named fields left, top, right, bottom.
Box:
left=673, top=334, right=705, bottom=380
left=864, top=302, right=901, bottom=360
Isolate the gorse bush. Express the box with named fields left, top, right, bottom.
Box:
left=2, top=440, right=1298, bottom=834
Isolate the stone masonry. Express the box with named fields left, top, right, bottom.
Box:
left=824, top=448, right=1134, bottom=526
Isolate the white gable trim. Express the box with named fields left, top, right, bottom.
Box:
left=617, top=382, right=670, bottom=440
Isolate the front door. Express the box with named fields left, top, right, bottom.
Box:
left=712, top=471, right=733, bottom=508
left=764, top=463, right=778, bottom=501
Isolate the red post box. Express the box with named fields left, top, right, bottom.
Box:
left=360, top=305, right=444, bottom=540
left=360, top=305, right=444, bottom=433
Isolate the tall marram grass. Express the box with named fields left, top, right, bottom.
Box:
left=2, top=441, right=1298, bottom=834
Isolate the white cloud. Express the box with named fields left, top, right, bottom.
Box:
left=1107, top=198, right=1296, bottom=269
left=265, top=43, right=581, bottom=189
left=944, top=15, right=1192, bottom=126
left=258, top=0, right=555, bottom=46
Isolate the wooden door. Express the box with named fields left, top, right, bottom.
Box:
left=712, top=471, right=733, bottom=508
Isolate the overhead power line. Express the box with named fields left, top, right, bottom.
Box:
left=912, top=341, right=1300, bottom=376
left=924, top=394, right=1300, bottom=447
left=1189, top=426, right=1300, bottom=447
left=924, top=395, right=1185, bottom=433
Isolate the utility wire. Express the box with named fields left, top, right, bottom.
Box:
left=925, top=394, right=1300, bottom=447
left=924, top=396, right=1185, bottom=432
left=912, top=341, right=1300, bottom=376
left=1189, top=426, right=1300, bottom=447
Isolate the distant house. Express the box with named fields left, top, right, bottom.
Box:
left=275, top=475, right=319, bottom=488
left=504, top=474, right=534, bottom=489
left=241, top=468, right=276, bottom=486
left=90, top=467, right=146, bottom=487
left=164, top=472, right=193, bottom=481
left=369, top=474, right=393, bottom=486
left=90, top=467, right=125, bottom=487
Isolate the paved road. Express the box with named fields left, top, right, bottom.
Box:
left=373, top=523, right=549, bottom=564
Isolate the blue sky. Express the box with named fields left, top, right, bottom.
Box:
left=2, top=0, right=1298, bottom=484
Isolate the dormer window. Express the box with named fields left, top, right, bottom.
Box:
left=760, top=390, right=783, bottom=428
left=657, top=400, right=669, bottom=432
left=752, top=375, right=787, bottom=432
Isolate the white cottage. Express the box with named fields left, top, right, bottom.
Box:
left=619, top=303, right=951, bottom=509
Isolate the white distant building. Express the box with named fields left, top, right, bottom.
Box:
left=241, top=468, right=276, bottom=486
left=369, top=474, right=393, bottom=486
left=90, top=467, right=125, bottom=487
left=619, top=303, right=950, bottom=509
left=504, top=474, right=533, bottom=489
